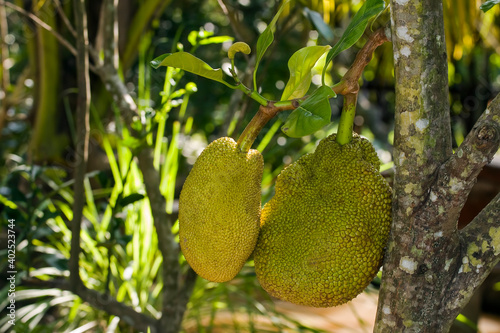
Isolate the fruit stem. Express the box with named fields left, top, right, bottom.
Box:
left=237, top=105, right=277, bottom=152
left=336, top=93, right=358, bottom=145
left=237, top=102, right=297, bottom=152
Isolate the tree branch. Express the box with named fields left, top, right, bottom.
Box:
left=429, top=94, right=500, bottom=231
left=442, top=192, right=500, bottom=319
left=94, top=3, right=195, bottom=331
left=69, top=0, right=91, bottom=293
left=137, top=150, right=198, bottom=332
left=1, top=1, right=77, bottom=57
left=435, top=93, right=500, bottom=316
left=54, top=0, right=77, bottom=38
left=23, top=278, right=158, bottom=332
left=332, top=28, right=389, bottom=96
left=0, top=0, right=9, bottom=134
left=216, top=0, right=254, bottom=43
left=100, top=0, right=119, bottom=69
left=92, top=0, right=137, bottom=124
left=375, top=1, right=462, bottom=332
left=238, top=28, right=390, bottom=150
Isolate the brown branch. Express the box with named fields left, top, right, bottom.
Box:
left=443, top=192, right=500, bottom=319
left=23, top=278, right=158, bottom=332
left=216, top=0, right=254, bottom=43
left=332, top=28, right=389, bottom=95
left=0, top=1, right=9, bottom=89
left=94, top=3, right=195, bottom=331
left=428, top=94, right=500, bottom=233
left=436, top=94, right=500, bottom=312
left=0, top=0, right=100, bottom=73
left=0, top=1, right=77, bottom=56
left=100, top=0, right=119, bottom=68
left=236, top=102, right=295, bottom=152
left=137, top=150, right=192, bottom=332
left=236, top=27, right=390, bottom=150
left=54, top=0, right=77, bottom=37
left=69, top=0, right=91, bottom=292
left=0, top=0, right=9, bottom=134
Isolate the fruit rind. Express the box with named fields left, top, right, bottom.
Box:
left=254, top=133, right=392, bottom=307
left=179, top=137, right=263, bottom=282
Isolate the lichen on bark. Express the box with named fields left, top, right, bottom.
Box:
left=375, top=0, right=500, bottom=332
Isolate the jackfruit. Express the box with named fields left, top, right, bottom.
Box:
left=179, top=137, right=263, bottom=282
left=254, top=133, right=392, bottom=307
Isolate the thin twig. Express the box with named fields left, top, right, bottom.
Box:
left=1, top=1, right=9, bottom=88
left=96, top=2, right=195, bottom=331
left=54, top=0, right=77, bottom=37
left=101, top=0, right=118, bottom=68
left=236, top=27, right=390, bottom=148
left=216, top=0, right=254, bottom=42
left=1, top=1, right=77, bottom=56
left=0, top=0, right=99, bottom=73
left=0, top=0, right=9, bottom=133
left=23, top=278, right=158, bottom=332
left=69, top=0, right=91, bottom=292
left=333, top=28, right=389, bottom=95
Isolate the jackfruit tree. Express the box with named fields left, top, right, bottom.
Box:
left=4, top=0, right=500, bottom=332
left=156, top=1, right=396, bottom=298
left=152, top=0, right=500, bottom=331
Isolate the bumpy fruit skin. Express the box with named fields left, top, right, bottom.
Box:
left=179, top=137, right=263, bottom=282
left=254, top=133, right=392, bottom=307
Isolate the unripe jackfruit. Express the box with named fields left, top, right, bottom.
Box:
left=179, top=137, right=263, bottom=282
left=254, top=133, right=392, bottom=307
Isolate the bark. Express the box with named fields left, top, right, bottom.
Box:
left=23, top=278, right=158, bottom=331
left=375, top=1, right=500, bottom=332
left=93, top=4, right=198, bottom=332
left=69, top=0, right=90, bottom=292
left=0, top=1, right=9, bottom=133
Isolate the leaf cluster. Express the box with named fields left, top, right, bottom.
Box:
left=152, top=0, right=386, bottom=139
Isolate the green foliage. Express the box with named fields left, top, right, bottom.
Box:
left=281, top=45, right=331, bottom=101
left=3, top=0, right=500, bottom=331
left=480, top=0, right=500, bottom=12
left=253, top=0, right=292, bottom=91
left=228, top=42, right=251, bottom=60
left=151, top=52, right=233, bottom=88
left=455, top=314, right=479, bottom=331
left=303, top=7, right=335, bottom=43
left=322, top=0, right=386, bottom=84
left=281, top=86, right=336, bottom=137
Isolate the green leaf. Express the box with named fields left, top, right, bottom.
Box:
left=253, top=0, right=291, bottom=90
left=188, top=30, right=199, bottom=46
left=321, top=0, right=385, bottom=83
left=199, top=36, right=234, bottom=45
left=228, top=42, right=251, bottom=59
left=281, top=85, right=336, bottom=137
left=281, top=45, right=331, bottom=101
left=117, top=234, right=133, bottom=248
left=304, top=7, right=334, bottom=42
left=480, top=0, right=500, bottom=12
left=188, top=30, right=228, bottom=46
left=151, top=52, right=231, bottom=86
left=455, top=314, right=479, bottom=331
left=0, top=193, right=17, bottom=209
left=118, top=193, right=145, bottom=207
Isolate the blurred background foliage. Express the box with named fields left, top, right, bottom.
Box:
left=1, top=0, right=500, bottom=331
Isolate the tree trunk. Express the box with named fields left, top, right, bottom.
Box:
left=374, top=1, right=500, bottom=332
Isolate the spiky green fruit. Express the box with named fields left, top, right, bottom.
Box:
left=254, top=133, right=392, bottom=307
left=179, top=137, right=263, bottom=282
